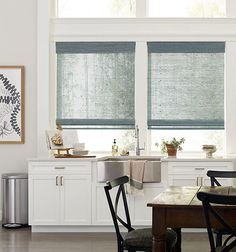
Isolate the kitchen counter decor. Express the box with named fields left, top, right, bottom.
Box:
left=159, top=137, right=185, bottom=157
left=54, top=153, right=96, bottom=158
left=202, top=145, right=216, bottom=158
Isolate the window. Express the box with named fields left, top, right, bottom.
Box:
left=39, top=0, right=236, bottom=155
left=77, top=129, right=135, bottom=152
left=56, top=42, right=135, bottom=129
left=148, top=42, right=225, bottom=130
left=148, top=42, right=225, bottom=152
left=149, top=0, right=226, bottom=17
left=151, top=129, right=224, bottom=153
left=57, top=0, right=226, bottom=18
left=56, top=41, right=226, bottom=152
left=57, top=0, right=136, bottom=18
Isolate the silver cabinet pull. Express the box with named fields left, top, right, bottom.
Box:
left=60, top=176, right=64, bottom=186
left=54, top=166, right=65, bottom=169
left=196, top=176, right=204, bottom=186
left=195, top=167, right=205, bottom=171
left=197, top=177, right=201, bottom=186
left=56, top=176, right=59, bottom=186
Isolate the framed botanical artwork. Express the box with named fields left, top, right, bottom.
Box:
left=0, top=66, right=24, bottom=143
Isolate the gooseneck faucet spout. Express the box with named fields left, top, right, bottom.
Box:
left=135, top=125, right=145, bottom=156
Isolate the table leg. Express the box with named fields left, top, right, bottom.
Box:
left=173, top=228, right=182, bottom=252
left=152, top=208, right=166, bottom=252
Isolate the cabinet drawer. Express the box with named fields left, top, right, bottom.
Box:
left=168, top=161, right=233, bottom=175
left=168, top=174, right=200, bottom=186
left=29, top=162, right=92, bottom=175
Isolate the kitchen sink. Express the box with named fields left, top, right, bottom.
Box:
left=97, top=156, right=162, bottom=183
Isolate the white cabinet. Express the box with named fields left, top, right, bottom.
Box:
left=60, top=174, right=91, bottom=224
left=29, top=174, right=60, bottom=224
left=92, top=184, right=128, bottom=225
left=129, top=184, right=164, bottom=225
left=29, top=161, right=92, bottom=226
left=92, top=182, right=165, bottom=226
left=167, top=161, right=234, bottom=186
left=29, top=158, right=236, bottom=232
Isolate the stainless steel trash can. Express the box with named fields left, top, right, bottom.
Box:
left=2, top=173, right=28, bottom=228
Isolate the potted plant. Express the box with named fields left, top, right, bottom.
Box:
left=157, top=137, right=185, bottom=157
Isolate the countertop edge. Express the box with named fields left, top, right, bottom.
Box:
left=28, top=155, right=236, bottom=162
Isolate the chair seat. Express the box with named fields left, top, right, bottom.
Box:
left=124, top=228, right=177, bottom=251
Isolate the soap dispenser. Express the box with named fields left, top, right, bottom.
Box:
left=112, top=139, right=118, bottom=156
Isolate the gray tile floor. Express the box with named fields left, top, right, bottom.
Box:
left=0, top=226, right=210, bottom=252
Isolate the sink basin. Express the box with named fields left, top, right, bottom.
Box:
left=97, top=156, right=162, bottom=183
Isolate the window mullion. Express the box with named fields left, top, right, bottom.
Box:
left=135, top=41, right=148, bottom=154
left=136, top=0, right=148, bottom=18
left=226, top=0, right=236, bottom=17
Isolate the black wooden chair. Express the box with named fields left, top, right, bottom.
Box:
left=197, top=191, right=236, bottom=252
left=207, top=170, right=236, bottom=246
left=104, top=176, right=177, bottom=252
left=207, top=170, right=236, bottom=187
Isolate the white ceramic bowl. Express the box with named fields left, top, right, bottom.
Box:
left=202, top=145, right=216, bottom=158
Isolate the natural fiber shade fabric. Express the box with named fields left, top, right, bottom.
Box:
left=148, top=42, right=225, bottom=129
left=56, top=42, right=135, bottom=128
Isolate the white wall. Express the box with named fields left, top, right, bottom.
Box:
left=0, top=0, right=234, bottom=220
left=0, top=1, right=37, bottom=173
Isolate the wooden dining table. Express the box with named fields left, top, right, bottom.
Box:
left=147, top=186, right=236, bottom=252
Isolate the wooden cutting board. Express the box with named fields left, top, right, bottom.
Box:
left=54, top=154, right=96, bottom=158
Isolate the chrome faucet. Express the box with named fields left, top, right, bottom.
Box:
left=135, top=125, right=145, bottom=156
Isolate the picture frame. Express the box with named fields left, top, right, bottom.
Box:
left=0, top=66, right=25, bottom=143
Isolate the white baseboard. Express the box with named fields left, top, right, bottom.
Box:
left=31, top=225, right=117, bottom=233
left=31, top=225, right=207, bottom=233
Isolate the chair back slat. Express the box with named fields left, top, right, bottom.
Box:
left=207, top=170, right=236, bottom=186
left=114, top=185, right=132, bottom=231
left=104, top=185, right=123, bottom=243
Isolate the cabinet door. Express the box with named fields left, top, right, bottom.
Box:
left=130, top=185, right=165, bottom=225
left=93, top=184, right=129, bottom=225
left=93, top=185, right=113, bottom=225
left=60, top=174, right=91, bottom=225
left=169, top=175, right=234, bottom=187
left=29, top=175, right=60, bottom=225
left=168, top=174, right=199, bottom=186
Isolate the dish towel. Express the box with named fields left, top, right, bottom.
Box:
left=127, top=160, right=146, bottom=195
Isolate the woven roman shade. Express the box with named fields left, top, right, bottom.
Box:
left=147, top=42, right=225, bottom=129
left=56, top=42, right=135, bottom=128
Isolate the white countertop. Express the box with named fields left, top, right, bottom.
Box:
left=28, top=157, right=98, bottom=162
left=28, top=155, right=236, bottom=162
left=161, top=156, right=236, bottom=162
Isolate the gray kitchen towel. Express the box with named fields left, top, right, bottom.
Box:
left=127, top=160, right=146, bottom=195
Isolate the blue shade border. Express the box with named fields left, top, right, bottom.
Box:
left=147, top=42, right=225, bottom=53
left=56, top=42, right=136, bottom=54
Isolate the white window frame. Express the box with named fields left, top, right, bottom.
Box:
left=37, top=0, right=236, bottom=157
left=55, top=0, right=148, bottom=18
